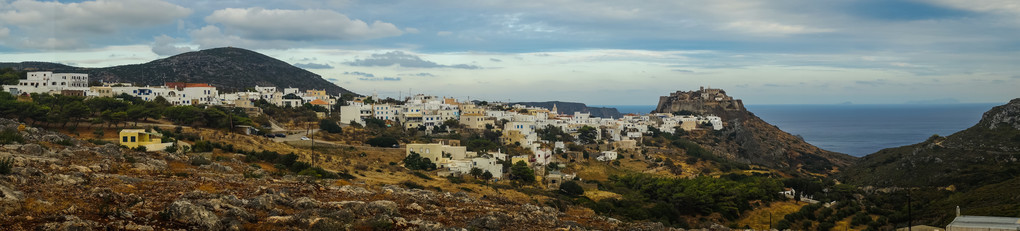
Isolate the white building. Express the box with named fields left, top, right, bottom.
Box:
left=3, top=71, right=89, bottom=95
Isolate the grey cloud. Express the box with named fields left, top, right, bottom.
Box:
left=399, top=72, right=436, bottom=77
left=344, top=71, right=375, bottom=77
left=204, top=7, right=402, bottom=41
left=151, top=35, right=194, bottom=56
left=671, top=69, right=694, bottom=73
left=0, top=0, right=191, bottom=50
left=359, top=77, right=401, bottom=81
left=346, top=51, right=481, bottom=69
left=855, top=79, right=888, bottom=87
left=490, top=58, right=502, bottom=62
left=295, top=62, right=334, bottom=69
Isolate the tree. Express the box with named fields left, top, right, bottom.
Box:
left=481, top=171, right=493, bottom=180
left=559, top=181, right=584, bottom=196
left=403, top=152, right=436, bottom=170
left=366, top=136, right=399, bottom=147
left=319, top=119, right=343, bottom=133
left=469, top=167, right=484, bottom=179
left=578, top=125, right=598, bottom=144
left=509, top=161, right=536, bottom=185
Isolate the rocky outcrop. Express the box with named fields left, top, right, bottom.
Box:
left=652, top=86, right=745, bottom=117
left=980, top=98, right=1020, bottom=130
left=650, top=88, right=855, bottom=174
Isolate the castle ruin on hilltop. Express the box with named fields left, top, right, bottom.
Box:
left=653, top=86, right=746, bottom=115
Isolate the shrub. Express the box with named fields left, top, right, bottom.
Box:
left=559, top=181, right=584, bottom=196
left=319, top=119, right=343, bottom=133
left=0, top=157, right=13, bottom=175
left=192, top=140, right=214, bottom=152
left=0, top=129, right=24, bottom=144
left=403, top=152, right=437, bottom=171
left=366, top=136, right=398, bottom=147
left=400, top=181, right=424, bottom=189
left=190, top=156, right=212, bottom=166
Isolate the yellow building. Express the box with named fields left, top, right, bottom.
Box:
left=119, top=129, right=172, bottom=151
left=305, top=89, right=329, bottom=100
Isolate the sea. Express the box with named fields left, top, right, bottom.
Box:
left=595, top=103, right=998, bottom=157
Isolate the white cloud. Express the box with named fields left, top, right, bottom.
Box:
left=204, top=7, right=403, bottom=41
left=723, top=21, right=833, bottom=36
left=188, top=25, right=293, bottom=49
left=0, top=0, right=191, bottom=49
left=151, top=34, right=194, bottom=56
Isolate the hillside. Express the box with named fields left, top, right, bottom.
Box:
left=838, top=98, right=1020, bottom=226
left=840, top=98, right=1020, bottom=189
left=0, top=118, right=663, bottom=230
left=653, top=88, right=856, bottom=175
left=512, top=101, right=623, bottom=118
left=0, top=47, right=358, bottom=96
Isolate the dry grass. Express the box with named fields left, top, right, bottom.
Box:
left=735, top=201, right=806, bottom=230
left=583, top=190, right=622, bottom=201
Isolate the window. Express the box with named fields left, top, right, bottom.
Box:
left=122, top=136, right=128, bottom=142
left=130, top=136, right=136, bottom=142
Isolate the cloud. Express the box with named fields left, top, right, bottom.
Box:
left=344, top=71, right=375, bottom=77
left=358, top=77, right=401, bottom=81
left=188, top=25, right=293, bottom=49
left=855, top=79, right=888, bottom=87
left=0, top=0, right=191, bottom=49
left=204, top=7, right=403, bottom=41
left=0, top=27, right=8, bottom=38
left=399, top=72, right=436, bottom=77
left=490, top=58, right=502, bottom=62
left=294, top=62, right=334, bottom=69
left=437, top=31, right=453, bottom=36
left=405, top=27, right=420, bottom=33
left=346, top=51, right=481, bottom=69
left=151, top=35, right=194, bottom=56
left=723, top=21, right=833, bottom=36
left=671, top=69, right=694, bottom=73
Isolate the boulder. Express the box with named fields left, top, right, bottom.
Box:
left=165, top=200, right=220, bottom=229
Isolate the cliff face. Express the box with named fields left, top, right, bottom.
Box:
left=654, top=88, right=855, bottom=175
left=653, top=87, right=745, bottom=118
left=1, top=47, right=358, bottom=96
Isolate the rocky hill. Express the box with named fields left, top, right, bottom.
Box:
left=0, top=47, right=358, bottom=96
left=840, top=98, right=1020, bottom=189
left=0, top=118, right=669, bottom=230
left=838, top=98, right=1020, bottom=225
left=653, top=88, right=855, bottom=175
left=512, top=101, right=623, bottom=118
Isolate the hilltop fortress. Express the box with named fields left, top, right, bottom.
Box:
left=653, top=86, right=745, bottom=116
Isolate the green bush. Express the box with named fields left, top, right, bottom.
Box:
left=192, top=140, right=214, bottom=152
left=559, top=181, right=584, bottom=196
left=403, top=152, right=437, bottom=171
left=366, top=136, right=398, bottom=147
left=0, top=129, right=24, bottom=144
left=190, top=156, right=212, bottom=166
left=0, top=157, right=13, bottom=175
left=319, top=119, right=343, bottom=133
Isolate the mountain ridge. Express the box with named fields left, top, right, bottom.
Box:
left=512, top=101, right=624, bottom=118
left=0, top=47, right=358, bottom=96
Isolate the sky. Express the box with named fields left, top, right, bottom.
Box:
left=1, top=0, right=1018, bottom=105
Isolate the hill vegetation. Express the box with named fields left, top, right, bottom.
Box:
left=0, top=47, right=358, bottom=96
left=839, top=98, right=1020, bottom=226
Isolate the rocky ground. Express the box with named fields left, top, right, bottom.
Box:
left=0, top=118, right=684, bottom=230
